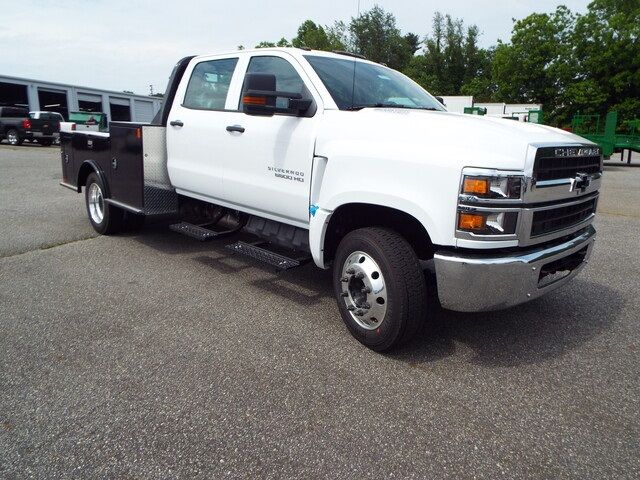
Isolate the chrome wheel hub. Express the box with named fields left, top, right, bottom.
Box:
left=340, top=251, right=388, bottom=330
left=88, top=182, right=105, bottom=224
left=7, top=131, right=18, bottom=145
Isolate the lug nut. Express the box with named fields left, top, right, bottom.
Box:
left=346, top=267, right=355, bottom=274
left=354, top=272, right=365, bottom=279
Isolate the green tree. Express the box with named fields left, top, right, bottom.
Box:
left=291, top=20, right=346, bottom=50
left=407, top=12, right=489, bottom=96
left=255, top=37, right=291, bottom=48
left=326, top=21, right=350, bottom=51
left=255, top=41, right=276, bottom=48
left=416, top=12, right=446, bottom=93
left=572, top=0, right=640, bottom=124
left=492, top=6, right=576, bottom=123
left=404, top=32, right=421, bottom=54
left=442, top=15, right=466, bottom=94
left=460, top=47, right=495, bottom=100
left=349, top=5, right=413, bottom=70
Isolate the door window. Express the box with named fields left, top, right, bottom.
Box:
left=241, top=56, right=311, bottom=110
left=183, top=58, right=238, bottom=110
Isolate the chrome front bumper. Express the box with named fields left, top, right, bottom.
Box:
left=434, top=226, right=596, bottom=312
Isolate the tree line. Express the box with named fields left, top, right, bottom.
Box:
left=252, top=0, right=639, bottom=127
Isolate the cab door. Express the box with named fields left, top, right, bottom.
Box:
left=218, top=53, right=322, bottom=227
left=166, top=55, right=243, bottom=202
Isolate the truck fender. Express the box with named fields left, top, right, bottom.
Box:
left=77, top=160, right=110, bottom=196
left=308, top=199, right=435, bottom=269
left=308, top=207, right=333, bottom=268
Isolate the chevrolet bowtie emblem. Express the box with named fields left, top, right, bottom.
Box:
left=571, top=173, right=591, bottom=192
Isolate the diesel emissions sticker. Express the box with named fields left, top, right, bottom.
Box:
left=268, top=166, right=305, bottom=183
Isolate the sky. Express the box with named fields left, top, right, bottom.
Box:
left=0, top=0, right=593, bottom=95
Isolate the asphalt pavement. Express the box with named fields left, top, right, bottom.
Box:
left=1, top=144, right=639, bottom=479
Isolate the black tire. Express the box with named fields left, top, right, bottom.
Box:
left=39, top=139, right=53, bottom=147
left=6, top=129, right=23, bottom=146
left=333, top=227, right=427, bottom=351
left=84, top=172, right=123, bottom=235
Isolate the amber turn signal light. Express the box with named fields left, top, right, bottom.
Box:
left=458, top=213, right=487, bottom=231
left=242, top=95, right=267, bottom=105
left=462, top=177, right=489, bottom=195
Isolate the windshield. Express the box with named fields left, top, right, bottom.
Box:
left=304, top=55, right=445, bottom=111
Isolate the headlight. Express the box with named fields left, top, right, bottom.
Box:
left=457, top=169, right=524, bottom=239
left=461, top=175, right=522, bottom=199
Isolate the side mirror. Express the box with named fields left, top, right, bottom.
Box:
left=241, top=73, right=311, bottom=116
left=435, top=96, right=445, bottom=106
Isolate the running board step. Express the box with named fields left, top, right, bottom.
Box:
left=226, top=241, right=309, bottom=270
left=169, top=222, right=235, bottom=241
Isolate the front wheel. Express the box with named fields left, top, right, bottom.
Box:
left=85, top=172, right=123, bottom=234
left=333, top=227, right=427, bottom=351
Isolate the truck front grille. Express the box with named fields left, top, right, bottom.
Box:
left=531, top=197, right=597, bottom=237
left=534, top=147, right=601, bottom=181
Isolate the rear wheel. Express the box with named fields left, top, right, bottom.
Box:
left=6, top=129, right=23, bottom=146
left=85, top=172, right=123, bottom=234
left=333, top=227, right=427, bottom=351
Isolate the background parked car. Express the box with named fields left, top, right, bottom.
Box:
left=24, top=111, right=65, bottom=146
left=0, top=106, right=29, bottom=146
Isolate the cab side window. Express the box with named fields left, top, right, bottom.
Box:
left=241, top=56, right=311, bottom=110
left=183, top=58, right=239, bottom=110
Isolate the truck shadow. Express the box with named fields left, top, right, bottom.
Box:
left=133, top=225, right=621, bottom=368
left=395, top=278, right=623, bottom=368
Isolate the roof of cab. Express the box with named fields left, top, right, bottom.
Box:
left=192, top=47, right=375, bottom=64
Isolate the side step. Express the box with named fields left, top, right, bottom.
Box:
left=226, top=241, right=309, bottom=270
left=169, top=222, right=236, bottom=241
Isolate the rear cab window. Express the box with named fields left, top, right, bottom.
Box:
left=183, top=58, right=239, bottom=110
left=1, top=107, right=28, bottom=118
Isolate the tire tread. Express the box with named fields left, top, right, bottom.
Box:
left=334, top=227, right=428, bottom=351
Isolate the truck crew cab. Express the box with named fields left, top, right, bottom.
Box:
left=59, top=48, right=601, bottom=351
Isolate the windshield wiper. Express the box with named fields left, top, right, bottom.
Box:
left=345, top=103, right=440, bottom=111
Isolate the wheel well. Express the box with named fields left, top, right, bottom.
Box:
left=78, top=162, right=97, bottom=190
left=323, top=203, right=433, bottom=262
left=77, top=162, right=107, bottom=195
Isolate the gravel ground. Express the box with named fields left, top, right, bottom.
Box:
left=1, top=144, right=638, bottom=479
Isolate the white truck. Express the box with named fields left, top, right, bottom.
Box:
left=59, top=48, right=601, bottom=351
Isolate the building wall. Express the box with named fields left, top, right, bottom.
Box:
left=0, top=75, right=162, bottom=122
left=440, top=96, right=474, bottom=114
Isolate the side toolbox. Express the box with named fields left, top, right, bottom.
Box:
left=107, top=123, right=178, bottom=216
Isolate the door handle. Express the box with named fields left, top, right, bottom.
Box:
left=226, top=125, right=245, bottom=133
left=170, top=120, right=184, bottom=127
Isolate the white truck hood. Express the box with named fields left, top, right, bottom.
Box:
left=315, top=109, right=590, bottom=171
left=312, top=108, right=594, bottom=249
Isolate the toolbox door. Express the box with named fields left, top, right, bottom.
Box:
left=108, top=124, right=144, bottom=210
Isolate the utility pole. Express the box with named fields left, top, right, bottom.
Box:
left=149, top=84, right=154, bottom=96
